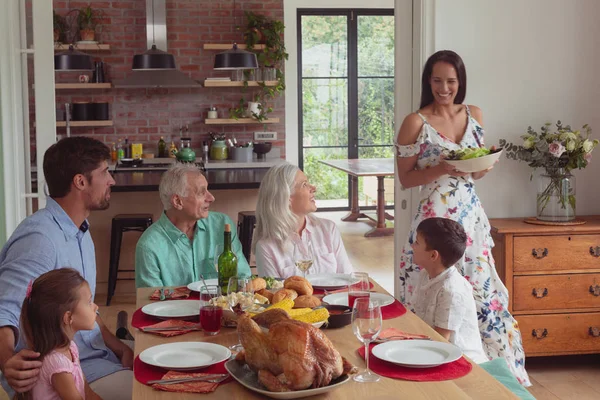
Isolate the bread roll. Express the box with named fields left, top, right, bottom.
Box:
left=293, top=295, right=321, bottom=309
left=252, top=277, right=267, bottom=292
left=284, top=276, right=313, bottom=296
left=272, top=288, right=298, bottom=304
left=256, top=288, right=273, bottom=303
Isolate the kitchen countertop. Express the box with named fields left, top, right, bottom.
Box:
left=112, top=168, right=269, bottom=192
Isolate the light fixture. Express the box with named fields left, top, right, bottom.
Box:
left=214, top=43, right=258, bottom=70
left=54, top=45, right=93, bottom=71
left=132, top=44, right=176, bottom=70
left=132, top=0, right=176, bottom=70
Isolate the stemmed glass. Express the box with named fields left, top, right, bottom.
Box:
left=227, top=277, right=254, bottom=352
left=351, top=297, right=382, bottom=383
left=293, top=239, right=314, bottom=278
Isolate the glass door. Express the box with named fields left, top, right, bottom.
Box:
left=298, top=9, right=394, bottom=210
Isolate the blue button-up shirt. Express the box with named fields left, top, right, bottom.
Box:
left=0, top=198, right=125, bottom=395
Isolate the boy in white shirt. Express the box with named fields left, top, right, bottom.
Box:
left=411, top=217, right=488, bottom=364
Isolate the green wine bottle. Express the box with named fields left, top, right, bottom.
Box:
left=218, top=223, right=237, bottom=295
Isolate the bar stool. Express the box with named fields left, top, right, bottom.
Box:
left=106, top=214, right=153, bottom=306
left=237, top=211, right=256, bottom=266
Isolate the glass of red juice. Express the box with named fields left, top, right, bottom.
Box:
left=199, top=285, right=222, bottom=335
left=348, top=272, right=370, bottom=308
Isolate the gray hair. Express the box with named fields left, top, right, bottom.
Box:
left=253, top=162, right=300, bottom=252
left=159, top=163, right=205, bottom=210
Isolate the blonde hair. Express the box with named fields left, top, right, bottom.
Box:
left=159, top=163, right=204, bottom=210
left=253, top=162, right=299, bottom=252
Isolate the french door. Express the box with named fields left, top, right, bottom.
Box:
left=297, top=9, right=395, bottom=210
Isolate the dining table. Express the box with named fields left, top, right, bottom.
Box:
left=318, top=158, right=394, bottom=237
left=132, top=279, right=517, bottom=399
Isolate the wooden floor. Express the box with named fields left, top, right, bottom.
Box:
left=2, top=211, right=598, bottom=400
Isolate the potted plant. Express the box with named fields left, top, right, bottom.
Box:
left=500, top=121, right=599, bottom=222
left=234, top=12, right=288, bottom=121
left=76, top=5, right=103, bottom=42
left=53, top=11, right=66, bottom=43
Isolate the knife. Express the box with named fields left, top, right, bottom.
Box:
left=148, top=374, right=229, bottom=385
left=142, top=325, right=201, bottom=332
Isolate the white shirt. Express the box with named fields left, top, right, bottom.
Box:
left=255, top=215, right=354, bottom=278
left=413, top=266, right=488, bottom=364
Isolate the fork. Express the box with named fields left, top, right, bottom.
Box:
left=148, top=374, right=229, bottom=385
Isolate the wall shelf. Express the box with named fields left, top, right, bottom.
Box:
left=54, top=43, right=110, bottom=51
left=55, top=83, right=112, bottom=90
left=203, top=80, right=278, bottom=87
left=203, top=44, right=266, bottom=51
left=205, top=118, right=279, bottom=125
left=56, top=120, right=113, bottom=127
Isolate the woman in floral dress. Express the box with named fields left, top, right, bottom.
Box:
left=395, top=50, right=530, bottom=385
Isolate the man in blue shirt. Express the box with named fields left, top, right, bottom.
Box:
left=0, top=137, right=132, bottom=399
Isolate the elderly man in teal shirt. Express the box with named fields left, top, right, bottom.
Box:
left=135, top=163, right=250, bottom=288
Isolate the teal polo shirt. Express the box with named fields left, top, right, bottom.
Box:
left=135, top=211, right=251, bottom=288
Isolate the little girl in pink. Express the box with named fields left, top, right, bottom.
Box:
left=19, top=268, right=102, bottom=399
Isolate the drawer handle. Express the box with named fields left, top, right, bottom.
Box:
left=590, top=246, right=600, bottom=257
left=531, top=248, right=548, bottom=259
left=531, top=288, right=548, bottom=298
left=590, top=327, right=600, bottom=337
left=531, top=328, right=548, bottom=339
left=590, top=285, right=600, bottom=296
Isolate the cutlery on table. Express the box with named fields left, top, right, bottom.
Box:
left=372, top=335, right=432, bottom=343
left=148, top=374, right=229, bottom=385
left=142, top=325, right=202, bottom=332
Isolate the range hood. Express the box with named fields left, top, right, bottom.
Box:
left=114, top=0, right=200, bottom=88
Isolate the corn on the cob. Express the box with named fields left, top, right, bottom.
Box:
left=293, top=308, right=330, bottom=323
left=268, top=298, right=294, bottom=311
left=287, top=308, right=312, bottom=317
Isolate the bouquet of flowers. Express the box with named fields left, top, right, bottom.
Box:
left=499, top=121, right=598, bottom=220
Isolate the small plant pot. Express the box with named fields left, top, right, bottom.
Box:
left=80, top=29, right=95, bottom=41
left=53, top=29, right=60, bottom=42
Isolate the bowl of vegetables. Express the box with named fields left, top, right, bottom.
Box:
left=442, top=146, right=503, bottom=173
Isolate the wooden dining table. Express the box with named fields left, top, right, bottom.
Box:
left=132, top=281, right=517, bottom=399
left=319, top=158, right=394, bottom=237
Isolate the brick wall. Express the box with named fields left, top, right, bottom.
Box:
left=44, top=0, right=285, bottom=157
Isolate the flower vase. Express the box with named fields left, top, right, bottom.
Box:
left=536, top=168, right=576, bottom=222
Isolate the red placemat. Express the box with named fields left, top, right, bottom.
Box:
left=382, top=300, right=407, bottom=320
left=131, top=308, right=199, bottom=330
left=133, top=356, right=232, bottom=386
left=357, top=343, right=472, bottom=381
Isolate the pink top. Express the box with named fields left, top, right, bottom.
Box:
left=31, top=341, right=85, bottom=400
left=255, top=215, right=354, bottom=278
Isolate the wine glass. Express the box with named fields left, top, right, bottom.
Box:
left=228, top=277, right=254, bottom=352
left=293, top=239, right=314, bottom=278
left=351, top=297, right=382, bottom=383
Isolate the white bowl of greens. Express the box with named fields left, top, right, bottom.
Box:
left=443, top=147, right=503, bottom=173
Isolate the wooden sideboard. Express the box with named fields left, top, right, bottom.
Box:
left=490, top=217, right=600, bottom=357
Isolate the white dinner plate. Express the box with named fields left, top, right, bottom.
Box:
left=141, top=300, right=200, bottom=319
left=322, top=292, right=395, bottom=307
left=306, top=273, right=356, bottom=289
left=139, top=342, right=231, bottom=371
left=372, top=340, right=462, bottom=368
left=187, top=279, right=219, bottom=292
left=225, top=359, right=351, bottom=399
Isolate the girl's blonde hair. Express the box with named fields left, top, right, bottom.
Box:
left=253, top=162, right=300, bottom=252
left=20, top=268, right=86, bottom=359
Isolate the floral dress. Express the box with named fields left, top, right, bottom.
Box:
left=395, top=106, right=531, bottom=386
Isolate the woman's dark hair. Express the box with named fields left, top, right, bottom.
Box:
left=419, top=50, right=467, bottom=109
left=43, top=136, right=110, bottom=198
left=417, top=217, right=467, bottom=268
left=20, top=268, right=86, bottom=359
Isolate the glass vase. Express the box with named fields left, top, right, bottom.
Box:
left=536, top=168, right=576, bottom=222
